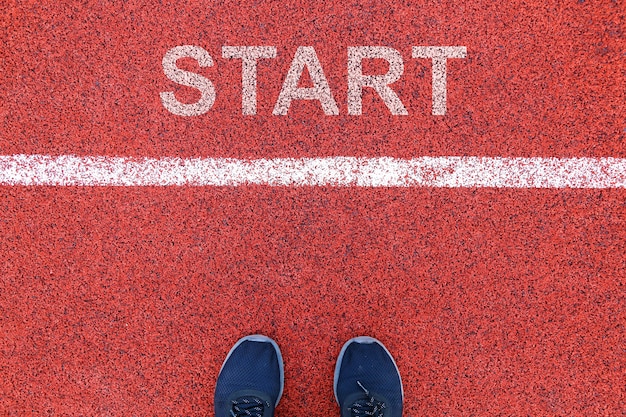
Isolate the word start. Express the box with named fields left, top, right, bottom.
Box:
left=160, top=45, right=467, bottom=117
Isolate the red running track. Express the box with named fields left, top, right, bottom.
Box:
left=1, top=1, right=625, bottom=415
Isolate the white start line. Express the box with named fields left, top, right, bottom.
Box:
left=0, top=155, right=625, bottom=188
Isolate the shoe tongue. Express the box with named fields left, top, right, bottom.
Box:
left=351, top=395, right=386, bottom=417
left=231, top=396, right=267, bottom=417
left=349, top=383, right=388, bottom=417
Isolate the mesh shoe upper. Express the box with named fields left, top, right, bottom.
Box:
left=334, top=337, right=403, bottom=417
left=215, top=336, right=284, bottom=417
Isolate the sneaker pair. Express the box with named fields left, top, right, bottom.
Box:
left=214, top=335, right=403, bottom=417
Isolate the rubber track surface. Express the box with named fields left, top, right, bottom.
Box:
left=1, top=1, right=624, bottom=415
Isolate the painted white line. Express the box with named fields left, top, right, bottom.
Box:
left=0, top=154, right=625, bottom=187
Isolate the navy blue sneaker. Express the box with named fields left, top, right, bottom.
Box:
left=215, top=335, right=284, bottom=417
left=334, top=337, right=403, bottom=417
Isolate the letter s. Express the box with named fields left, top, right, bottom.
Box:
left=160, top=45, right=215, bottom=116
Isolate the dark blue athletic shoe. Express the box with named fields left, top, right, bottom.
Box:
left=215, top=335, right=284, bottom=417
left=334, top=337, right=403, bottom=417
